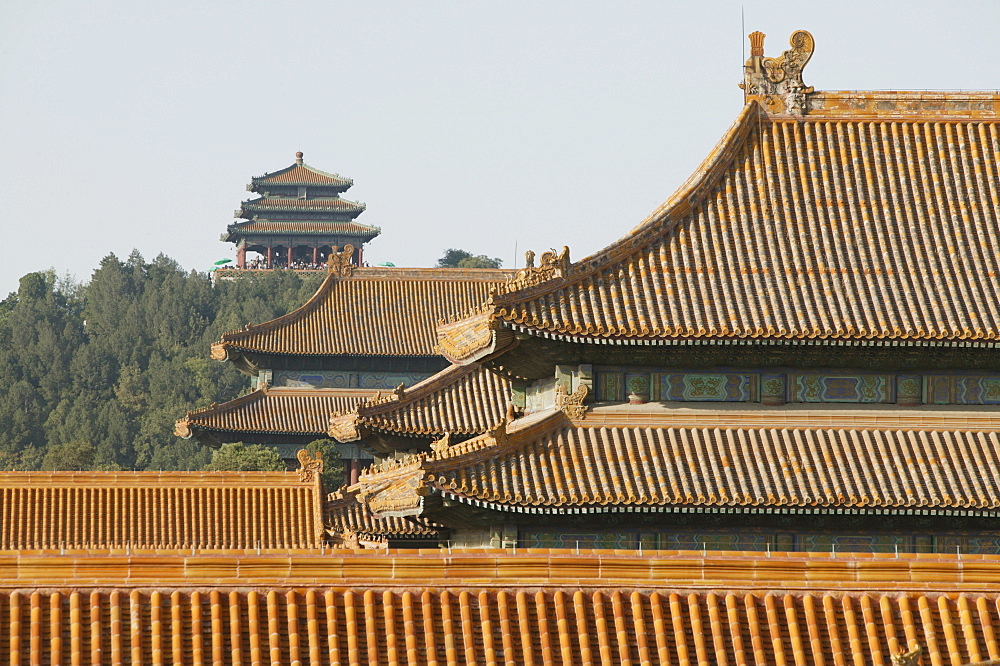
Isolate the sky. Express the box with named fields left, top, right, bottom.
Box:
left=1, top=0, right=999, bottom=295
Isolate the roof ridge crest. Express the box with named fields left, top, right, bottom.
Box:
left=492, top=102, right=764, bottom=309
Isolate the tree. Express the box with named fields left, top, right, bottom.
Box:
left=436, top=249, right=502, bottom=269
left=304, top=439, right=347, bottom=491
left=202, top=442, right=287, bottom=472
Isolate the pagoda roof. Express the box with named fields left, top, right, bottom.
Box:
left=329, top=363, right=511, bottom=443
left=251, top=155, right=353, bottom=188
left=239, top=196, right=366, bottom=215
left=439, top=91, right=1000, bottom=363
left=354, top=403, right=1000, bottom=519
left=213, top=267, right=511, bottom=360
left=226, top=220, right=380, bottom=237
left=0, top=470, right=324, bottom=551
left=175, top=386, right=377, bottom=438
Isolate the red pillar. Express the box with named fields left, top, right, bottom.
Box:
left=236, top=245, right=246, bottom=268
left=349, top=459, right=361, bottom=486
left=266, top=246, right=273, bottom=268
left=312, top=246, right=318, bottom=265
left=356, top=244, right=364, bottom=267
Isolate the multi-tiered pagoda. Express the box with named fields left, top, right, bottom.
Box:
left=223, top=152, right=380, bottom=270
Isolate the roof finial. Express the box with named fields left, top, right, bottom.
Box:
left=295, top=151, right=304, bottom=165
left=741, top=30, right=815, bottom=115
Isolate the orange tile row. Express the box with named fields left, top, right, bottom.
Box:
left=177, top=386, right=375, bottom=438
left=4, top=550, right=1000, bottom=587
left=0, top=472, right=323, bottom=551
left=337, top=363, right=511, bottom=439
left=487, top=110, right=1000, bottom=344
left=216, top=267, right=510, bottom=358
left=417, top=417, right=1000, bottom=511
left=1, top=587, right=997, bottom=665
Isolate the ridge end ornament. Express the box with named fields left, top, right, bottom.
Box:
left=502, top=246, right=571, bottom=293
left=556, top=382, right=589, bottom=419
left=328, top=244, right=356, bottom=277
left=741, top=30, right=815, bottom=115
left=296, top=448, right=324, bottom=483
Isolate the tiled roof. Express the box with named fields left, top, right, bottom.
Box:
left=213, top=267, right=511, bottom=358
left=228, top=220, right=380, bottom=236
left=240, top=196, right=365, bottom=213
left=329, top=363, right=511, bottom=441
left=176, top=387, right=377, bottom=437
left=251, top=162, right=352, bottom=187
left=0, top=471, right=325, bottom=550
left=443, top=94, right=1000, bottom=360
left=360, top=406, right=1000, bottom=514
left=3, top=549, right=999, bottom=665
left=326, top=487, right=443, bottom=541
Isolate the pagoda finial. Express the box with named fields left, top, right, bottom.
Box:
left=295, top=151, right=304, bottom=165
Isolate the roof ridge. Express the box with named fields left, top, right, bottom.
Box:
left=252, top=161, right=353, bottom=187
left=358, top=364, right=481, bottom=418
left=215, top=271, right=340, bottom=347
left=491, top=102, right=764, bottom=310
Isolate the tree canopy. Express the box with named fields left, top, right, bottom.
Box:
left=202, top=442, right=287, bottom=472
left=0, top=252, right=324, bottom=471
left=436, top=248, right=502, bottom=269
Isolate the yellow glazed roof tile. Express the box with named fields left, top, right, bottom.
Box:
left=214, top=267, right=510, bottom=358
left=441, top=95, right=1000, bottom=362
left=176, top=386, right=376, bottom=437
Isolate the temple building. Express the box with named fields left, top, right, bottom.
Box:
left=175, top=266, right=509, bottom=475
left=4, top=30, right=1000, bottom=664
left=223, top=152, right=380, bottom=270
left=347, top=29, right=1000, bottom=556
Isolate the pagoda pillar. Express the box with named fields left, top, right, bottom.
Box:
left=349, top=459, right=361, bottom=486
left=266, top=246, right=274, bottom=268
left=312, top=246, right=319, bottom=265
left=236, top=245, right=246, bottom=268
left=356, top=245, right=364, bottom=267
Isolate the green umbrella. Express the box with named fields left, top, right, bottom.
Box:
left=214, top=258, right=234, bottom=265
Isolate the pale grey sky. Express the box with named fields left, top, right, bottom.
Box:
left=1, top=1, right=998, bottom=294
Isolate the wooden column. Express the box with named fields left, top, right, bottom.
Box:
left=266, top=246, right=274, bottom=268
left=313, top=246, right=319, bottom=265
left=349, top=459, right=360, bottom=486
left=356, top=245, right=364, bottom=267
left=237, top=245, right=246, bottom=268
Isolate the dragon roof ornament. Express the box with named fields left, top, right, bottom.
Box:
left=327, top=244, right=355, bottom=277
left=495, top=246, right=571, bottom=295
left=741, top=30, right=815, bottom=115
left=296, top=448, right=324, bottom=483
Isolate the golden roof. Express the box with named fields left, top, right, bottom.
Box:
left=354, top=405, right=1000, bottom=516
left=176, top=386, right=376, bottom=438
left=0, top=471, right=325, bottom=551
left=213, top=267, right=510, bottom=360
left=328, top=363, right=510, bottom=442
left=439, top=89, right=1000, bottom=362
left=2, top=550, right=998, bottom=664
